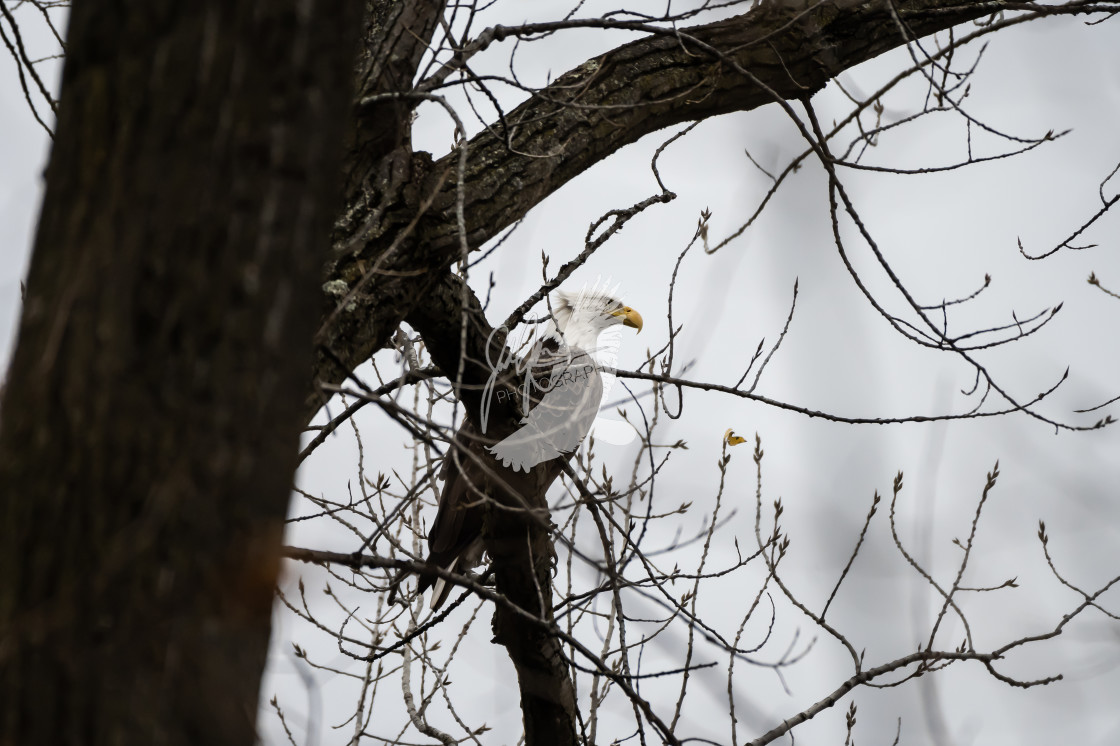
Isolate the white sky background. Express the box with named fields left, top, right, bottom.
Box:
left=2, top=3, right=1119, bottom=745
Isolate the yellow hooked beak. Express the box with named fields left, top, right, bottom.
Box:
left=611, top=305, right=643, bottom=333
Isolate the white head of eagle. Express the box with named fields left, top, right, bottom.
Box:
left=548, top=284, right=643, bottom=355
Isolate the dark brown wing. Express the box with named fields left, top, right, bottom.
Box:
left=416, top=421, right=488, bottom=601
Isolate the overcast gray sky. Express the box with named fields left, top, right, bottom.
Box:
left=3, top=4, right=1119, bottom=745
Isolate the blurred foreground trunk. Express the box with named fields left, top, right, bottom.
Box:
left=0, top=2, right=358, bottom=744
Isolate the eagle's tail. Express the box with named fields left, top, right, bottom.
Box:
left=428, top=556, right=459, bottom=611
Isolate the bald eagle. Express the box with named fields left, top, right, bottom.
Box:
left=417, top=288, right=642, bottom=610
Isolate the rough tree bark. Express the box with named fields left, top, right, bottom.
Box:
left=0, top=2, right=359, bottom=745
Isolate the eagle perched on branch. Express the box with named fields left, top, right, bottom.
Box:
left=417, top=287, right=642, bottom=609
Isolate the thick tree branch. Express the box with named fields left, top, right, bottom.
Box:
left=312, top=0, right=1006, bottom=403
left=343, top=0, right=447, bottom=196
left=405, top=272, right=509, bottom=426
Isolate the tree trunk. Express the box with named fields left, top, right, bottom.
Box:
left=0, top=2, right=359, bottom=744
